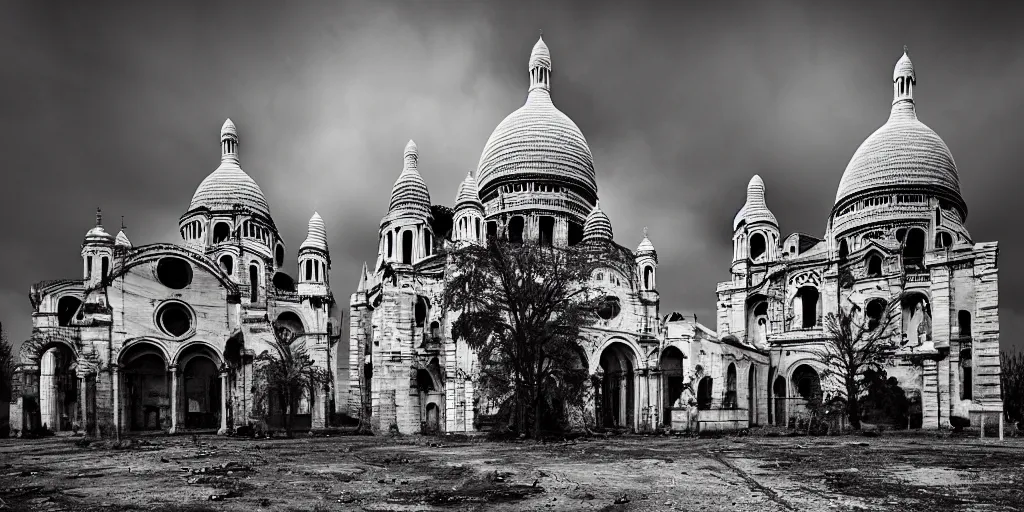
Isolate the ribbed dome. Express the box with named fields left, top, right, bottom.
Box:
left=476, top=36, right=598, bottom=203
left=636, top=227, right=656, bottom=255
left=187, top=119, right=274, bottom=224
left=384, top=140, right=432, bottom=222
left=83, top=209, right=114, bottom=246
left=733, top=175, right=778, bottom=230
left=834, top=50, right=965, bottom=215
left=300, top=212, right=328, bottom=252
left=454, top=171, right=482, bottom=210
left=529, top=36, right=551, bottom=71
left=115, top=230, right=132, bottom=248
left=582, top=201, right=613, bottom=243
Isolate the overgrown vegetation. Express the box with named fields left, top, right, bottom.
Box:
left=814, top=274, right=906, bottom=430
left=1, top=321, right=14, bottom=437
left=442, top=238, right=626, bottom=437
left=251, top=321, right=331, bottom=438
left=1001, top=350, right=1024, bottom=427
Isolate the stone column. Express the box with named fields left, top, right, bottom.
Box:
left=78, top=374, right=87, bottom=433
left=217, top=371, right=228, bottom=435
left=168, top=365, right=178, bottom=434
left=112, top=366, right=121, bottom=436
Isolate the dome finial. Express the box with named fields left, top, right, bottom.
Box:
left=892, top=47, right=916, bottom=107
left=529, top=34, right=551, bottom=92
left=221, top=118, right=239, bottom=163
left=95, top=207, right=102, bottom=227
left=643, top=226, right=648, bottom=237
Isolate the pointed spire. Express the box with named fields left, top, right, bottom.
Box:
left=221, top=118, right=239, bottom=163
left=529, top=34, right=551, bottom=92
left=356, top=261, right=369, bottom=292
left=733, top=175, right=778, bottom=230
left=300, top=211, right=328, bottom=252
left=386, top=139, right=432, bottom=222
left=454, top=171, right=482, bottom=210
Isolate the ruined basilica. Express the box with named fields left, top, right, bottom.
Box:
left=10, top=119, right=341, bottom=436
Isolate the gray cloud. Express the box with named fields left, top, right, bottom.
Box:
left=1, top=0, right=1021, bottom=359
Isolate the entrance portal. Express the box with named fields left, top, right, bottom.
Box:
left=597, top=342, right=636, bottom=429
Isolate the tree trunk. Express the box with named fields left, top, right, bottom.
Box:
left=846, top=380, right=862, bottom=430
left=532, top=387, right=542, bottom=439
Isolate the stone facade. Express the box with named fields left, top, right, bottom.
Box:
left=716, top=49, right=1002, bottom=429
left=9, top=120, right=341, bottom=437
left=347, top=36, right=766, bottom=435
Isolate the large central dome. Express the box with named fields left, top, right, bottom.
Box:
left=187, top=119, right=275, bottom=225
left=833, top=51, right=966, bottom=216
left=476, top=36, right=598, bottom=203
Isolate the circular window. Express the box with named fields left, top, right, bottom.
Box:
left=596, top=296, right=622, bottom=320
left=157, top=302, right=193, bottom=337
left=156, top=257, right=193, bottom=289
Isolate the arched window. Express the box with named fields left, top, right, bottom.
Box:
left=101, top=257, right=109, bottom=281
left=219, top=255, right=233, bottom=276
left=424, top=231, right=432, bottom=256
left=314, top=260, right=320, bottom=282
left=539, top=216, right=554, bottom=247
left=792, top=365, right=821, bottom=402
left=866, top=254, right=883, bottom=278
left=795, top=286, right=820, bottom=328
left=903, top=228, right=925, bottom=272
left=749, top=232, right=766, bottom=260
left=429, top=321, right=440, bottom=340
left=475, top=218, right=481, bottom=239
left=275, top=244, right=285, bottom=268
left=643, top=266, right=654, bottom=290
left=865, top=298, right=886, bottom=331
left=508, top=216, right=524, bottom=244
left=249, top=264, right=259, bottom=303
left=697, top=377, right=714, bottom=410
left=213, top=222, right=230, bottom=244
left=935, top=231, right=953, bottom=249
left=958, top=310, right=971, bottom=337
left=402, top=230, right=413, bottom=264
left=305, top=260, right=313, bottom=281
left=414, top=297, right=427, bottom=328
left=838, top=239, right=849, bottom=261
left=724, top=364, right=738, bottom=409
left=385, top=232, right=393, bottom=259
left=57, top=296, right=82, bottom=327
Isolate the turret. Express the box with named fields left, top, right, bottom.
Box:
left=582, top=201, right=613, bottom=244
left=453, top=172, right=484, bottom=245
left=379, top=140, right=433, bottom=268
left=297, top=212, right=330, bottom=297
left=732, top=175, right=780, bottom=268
left=82, top=208, right=114, bottom=288
left=636, top=227, right=658, bottom=292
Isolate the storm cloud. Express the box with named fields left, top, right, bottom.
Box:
left=1, top=0, right=1021, bottom=360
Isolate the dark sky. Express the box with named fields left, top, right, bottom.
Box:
left=1, top=0, right=1021, bottom=357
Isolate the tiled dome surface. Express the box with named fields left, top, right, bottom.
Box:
left=115, top=230, right=132, bottom=248
left=477, top=89, right=597, bottom=197
left=454, top=171, right=482, bottom=210
left=386, top=140, right=432, bottom=221
left=300, top=212, right=328, bottom=251
left=582, top=202, right=613, bottom=242
left=189, top=161, right=273, bottom=220
left=476, top=36, right=597, bottom=199
left=733, top=175, right=778, bottom=230
left=835, top=103, right=962, bottom=208
left=84, top=226, right=114, bottom=245
left=636, top=230, right=656, bottom=255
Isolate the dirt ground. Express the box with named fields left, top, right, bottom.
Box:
left=1, top=431, right=1022, bottom=512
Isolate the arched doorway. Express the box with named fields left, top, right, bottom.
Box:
left=660, top=346, right=685, bottom=425
left=697, top=376, right=713, bottom=410
left=773, top=375, right=787, bottom=426
left=120, top=342, right=170, bottom=431
left=596, top=342, right=637, bottom=429
left=791, top=364, right=822, bottom=418
left=38, top=344, right=78, bottom=432
left=177, top=345, right=224, bottom=431
left=425, top=403, right=440, bottom=432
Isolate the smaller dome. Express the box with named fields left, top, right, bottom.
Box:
left=454, top=172, right=482, bottom=210
left=83, top=208, right=114, bottom=246
left=636, top=227, right=656, bottom=255
left=582, top=201, right=613, bottom=243
left=893, top=47, right=915, bottom=82
left=529, top=35, right=551, bottom=71
left=384, top=140, right=432, bottom=223
left=733, top=175, right=778, bottom=230
left=300, top=212, right=328, bottom=252
left=115, top=230, right=132, bottom=248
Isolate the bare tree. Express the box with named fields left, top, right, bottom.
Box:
left=442, top=239, right=622, bottom=437
left=252, top=321, right=331, bottom=438
left=814, top=272, right=908, bottom=430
